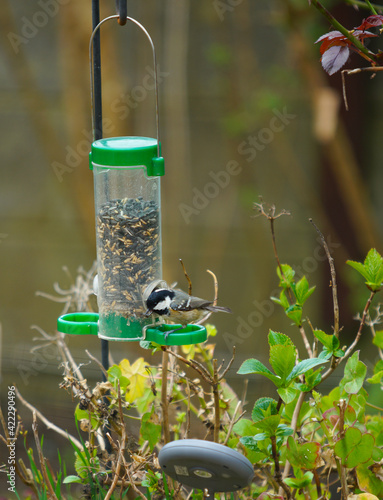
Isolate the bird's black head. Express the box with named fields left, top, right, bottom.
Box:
left=145, top=288, right=175, bottom=316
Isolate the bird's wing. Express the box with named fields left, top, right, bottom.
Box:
left=170, top=292, right=213, bottom=311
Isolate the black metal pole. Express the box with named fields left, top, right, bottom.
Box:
left=92, top=0, right=103, bottom=141
left=92, top=0, right=112, bottom=455
left=92, top=0, right=108, bottom=376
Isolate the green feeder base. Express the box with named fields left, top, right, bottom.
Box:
left=144, top=324, right=207, bottom=346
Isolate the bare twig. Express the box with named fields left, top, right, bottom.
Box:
left=299, top=325, right=313, bottom=358
left=105, top=383, right=127, bottom=500
left=310, top=219, right=340, bottom=338
left=223, top=399, right=243, bottom=446
left=86, top=349, right=109, bottom=380
left=16, top=387, right=82, bottom=449
left=32, top=412, right=59, bottom=500
left=213, top=359, right=220, bottom=443
left=161, top=349, right=171, bottom=444
left=342, top=290, right=376, bottom=361
left=219, top=346, right=236, bottom=381
left=195, top=268, right=219, bottom=325
left=179, top=258, right=192, bottom=295
left=162, top=347, right=212, bottom=383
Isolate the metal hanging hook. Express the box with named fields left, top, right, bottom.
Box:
left=115, top=0, right=127, bottom=25
left=89, top=15, right=161, bottom=157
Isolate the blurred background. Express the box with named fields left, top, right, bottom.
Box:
left=1, top=0, right=383, bottom=490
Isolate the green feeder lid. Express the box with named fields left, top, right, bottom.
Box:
left=145, top=324, right=207, bottom=346
left=89, top=136, right=164, bottom=176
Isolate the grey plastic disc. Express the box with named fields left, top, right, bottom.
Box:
left=158, top=439, right=254, bottom=493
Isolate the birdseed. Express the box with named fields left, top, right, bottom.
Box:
left=96, top=196, right=160, bottom=319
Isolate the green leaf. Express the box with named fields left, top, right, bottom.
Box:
left=251, top=401, right=281, bottom=436
left=107, top=364, right=131, bottom=392
left=269, top=344, right=296, bottom=384
left=284, top=471, right=313, bottom=489
left=271, top=290, right=290, bottom=310
left=294, top=276, right=316, bottom=305
left=276, top=424, right=294, bottom=438
left=334, top=427, right=375, bottom=468
left=340, top=351, right=367, bottom=394
left=278, top=386, right=299, bottom=404
left=356, top=463, right=383, bottom=498
left=367, top=370, right=383, bottom=385
left=373, top=330, right=383, bottom=348
left=240, top=435, right=269, bottom=455
left=277, top=264, right=295, bottom=288
left=63, top=475, right=82, bottom=484
left=286, top=436, right=321, bottom=470
left=74, top=405, right=100, bottom=431
left=268, top=331, right=295, bottom=347
left=365, top=248, right=383, bottom=286
left=237, top=359, right=281, bottom=386
left=232, top=418, right=259, bottom=437
left=286, top=358, right=328, bottom=385
left=347, top=248, right=383, bottom=291
left=140, top=412, right=162, bottom=452
left=254, top=415, right=281, bottom=435
left=313, top=329, right=339, bottom=350
left=285, top=304, right=302, bottom=326
left=252, top=398, right=279, bottom=423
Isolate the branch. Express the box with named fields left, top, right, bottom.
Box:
left=310, top=219, right=340, bottom=339
left=213, top=359, right=220, bottom=443
left=310, top=0, right=378, bottom=63
left=162, top=347, right=212, bottom=383
left=161, top=350, right=171, bottom=444
left=32, top=412, right=59, bottom=500
left=271, top=434, right=291, bottom=499
left=16, top=387, right=82, bottom=449
left=342, top=290, right=376, bottom=360
left=105, top=383, right=129, bottom=500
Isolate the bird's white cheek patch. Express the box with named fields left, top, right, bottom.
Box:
left=153, top=296, right=172, bottom=312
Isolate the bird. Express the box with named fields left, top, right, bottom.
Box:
left=142, top=280, right=232, bottom=329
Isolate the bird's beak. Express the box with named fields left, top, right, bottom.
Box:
left=143, top=309, right=152, bottom=317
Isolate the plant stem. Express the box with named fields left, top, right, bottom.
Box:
left=161, top=350, right=171, bottom=444
left=310, top=0, right=377, bottom=63
left=344, top=0, right=383, bottom=11
left=282, top=391, right=306, bottom=484
left=342, top=290, right=376, bottom=360
left=213, top=359, right=220, bottom=443
left=32, top=412, right=59, bottom=500
left=310, top=219, right=340, bottom=339
left=271, top=435, right=291, bottom=499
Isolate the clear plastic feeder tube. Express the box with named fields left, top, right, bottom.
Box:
left=90, top=136, right=164, bottom=340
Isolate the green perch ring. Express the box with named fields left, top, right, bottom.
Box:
left=144, top=323, right=207, bottom=346
left=57, top=312, right=207, bottom=346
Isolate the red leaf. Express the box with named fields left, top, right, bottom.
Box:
left=315, top=30, right=351, bottom=55
left=353, top=29, right=378, bottom=41
left=357, top=14, right=383, bottom=31
left=321, top=45, right=350, bottom=75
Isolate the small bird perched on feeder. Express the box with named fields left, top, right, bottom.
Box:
left=143, top=279, right=232, bottom=327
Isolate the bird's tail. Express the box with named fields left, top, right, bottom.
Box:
left=205, top=305, right=232, bottom=314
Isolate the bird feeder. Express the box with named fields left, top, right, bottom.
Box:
left=91, top=136, right=164, bottom=340
left=57, top=14, right=207, bottom=346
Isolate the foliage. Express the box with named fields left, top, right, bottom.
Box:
left=312, top=0, right=383, bottom=76
left=1, top=201, right=383, bottom=499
